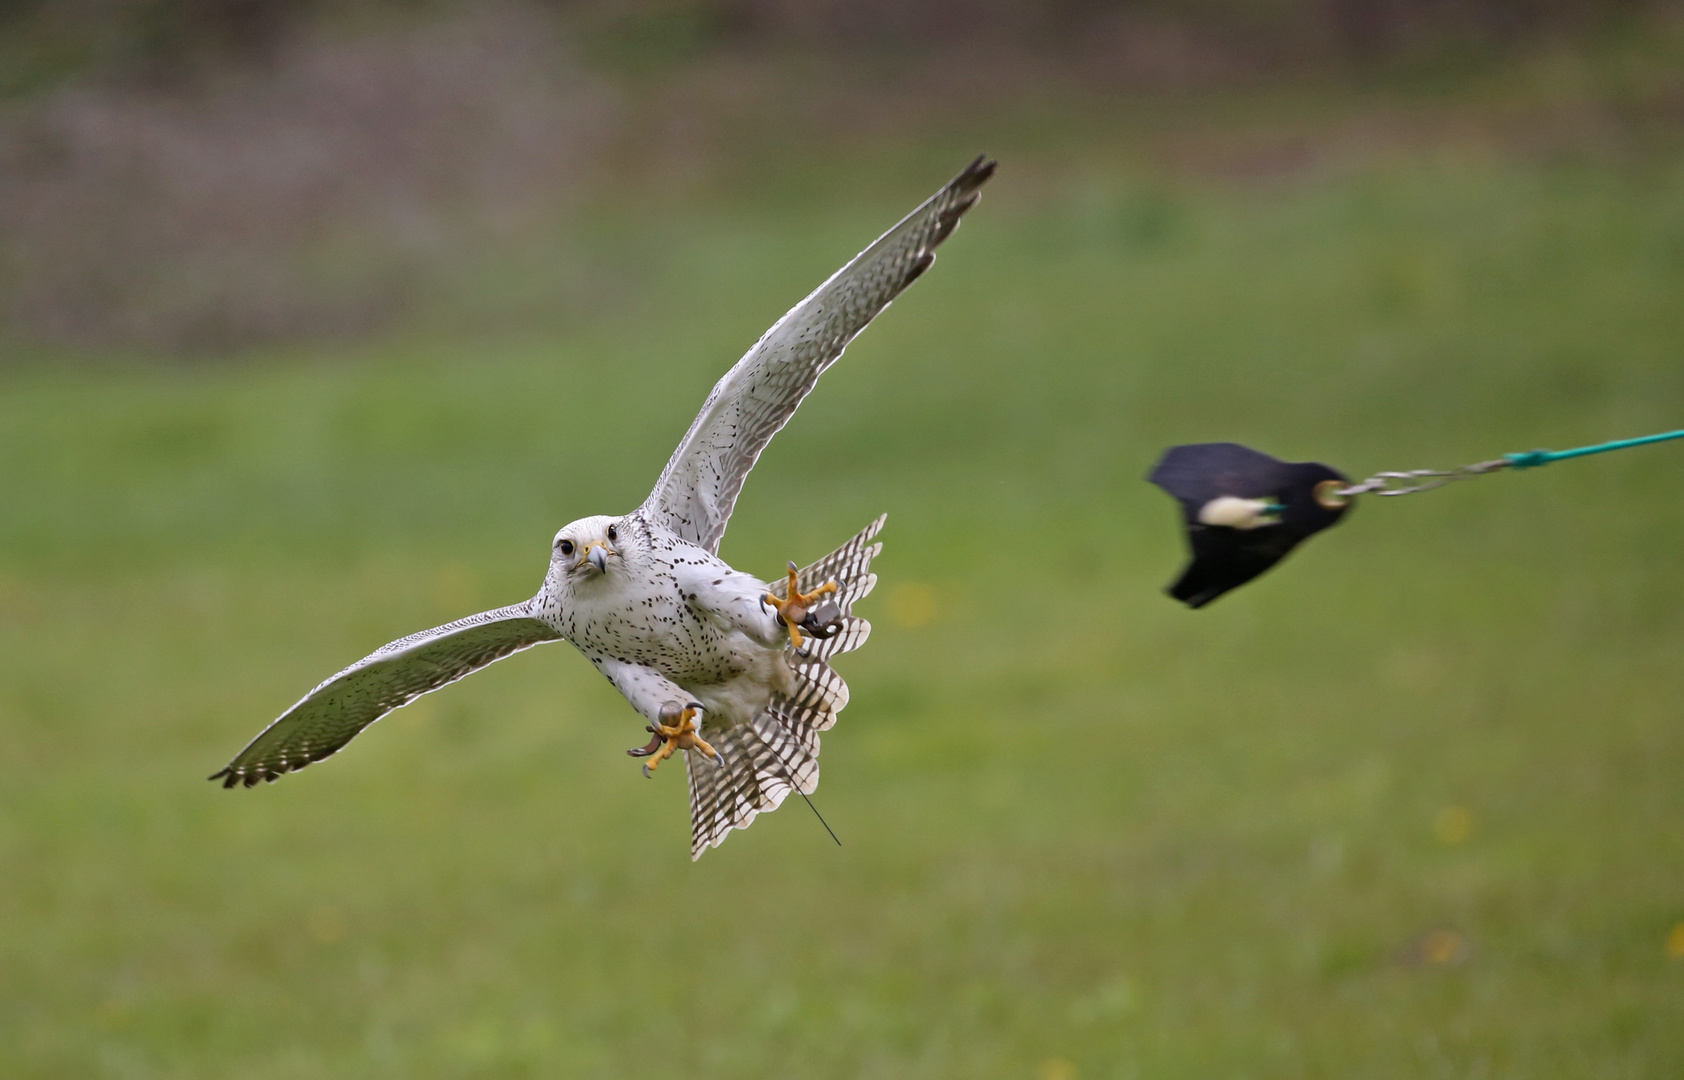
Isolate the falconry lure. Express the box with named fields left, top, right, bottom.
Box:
left=1147, top=442, right=1351, bottom=609
left=1149, top=428, right=1684, bottom=608
left=213, top=156, right=996, bottom=859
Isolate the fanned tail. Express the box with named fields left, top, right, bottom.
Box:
left=686, top=514, right=884, bottom=859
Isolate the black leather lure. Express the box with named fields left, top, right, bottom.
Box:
left=1148, top=442, right=1352, bottom=608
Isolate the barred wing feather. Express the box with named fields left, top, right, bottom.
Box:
left=686, top=515, right=884, bottom=858
left=211, top=603, right=562, bottom=787
left=642, top=157, right=994, bottom=554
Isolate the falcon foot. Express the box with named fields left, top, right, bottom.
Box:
left=763, top=562, right=842, bottom=654
left=631, top=701, right=717, bottom=778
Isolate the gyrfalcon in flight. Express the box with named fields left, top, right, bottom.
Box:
left=211, top=156, right=995, bottom=858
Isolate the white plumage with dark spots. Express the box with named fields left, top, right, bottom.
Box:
left=211, top=156, right=995, bottom=858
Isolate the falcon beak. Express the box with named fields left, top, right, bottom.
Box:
left=580, top=540, right=614, bottom=573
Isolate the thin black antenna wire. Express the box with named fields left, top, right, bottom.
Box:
left=797, top=788, right=842, bottom=847
left=741, top=710, right=842, bottom=847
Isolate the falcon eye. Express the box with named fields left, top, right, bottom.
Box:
left=607, top=525, right=618, bottom=542
left=558, top=539, right=574, bottom=557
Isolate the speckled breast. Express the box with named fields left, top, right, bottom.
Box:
left=563, top=571, right=756, bottom=686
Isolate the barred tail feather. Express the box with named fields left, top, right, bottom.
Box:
left=686, top=514, right=884, bottom=859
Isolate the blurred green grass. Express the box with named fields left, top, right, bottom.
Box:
left=4, top=143, right=1684, bottom=1079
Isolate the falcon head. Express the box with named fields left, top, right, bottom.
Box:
left=551, top=515, right=627, bottom=579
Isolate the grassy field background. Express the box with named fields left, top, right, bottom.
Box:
left=4, top=105, right=1684, bottom=1076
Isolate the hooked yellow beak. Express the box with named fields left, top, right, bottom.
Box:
left=579, top=540, right=614, bottom=572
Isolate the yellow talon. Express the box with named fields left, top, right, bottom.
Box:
left=763, top=562, right=838, bottom=650
left=641, top=703, right=716, bottom=777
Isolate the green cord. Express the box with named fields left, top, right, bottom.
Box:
left=1341, top=426, right=1684, bottom=498
left=1504, top=428, right=1684, bottom=470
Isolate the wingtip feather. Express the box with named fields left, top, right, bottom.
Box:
left=959, top=155, right=998, bottom=191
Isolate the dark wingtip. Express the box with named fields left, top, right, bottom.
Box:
left=960, top=155, right=998, bottom=190
left=1167, top=585, right=1218, bottom=609
left=210, top=766, right=248, bottom=789
left=924, top=158, right=996, bottom=249
left=1167, top=567, right=1225, bottom=609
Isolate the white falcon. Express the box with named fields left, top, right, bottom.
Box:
left=212, top=156, right=995, bottom=858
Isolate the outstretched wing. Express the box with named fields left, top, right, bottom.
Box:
left=211, top=602, right=562, bottom=787
left=642, top=155, right=995, bottom=554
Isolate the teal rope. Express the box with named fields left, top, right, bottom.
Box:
left=1341, top=425, right=1684, bottom=497
left=1504, top=428, right=1684, bottom=470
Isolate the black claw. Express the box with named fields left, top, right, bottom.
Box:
left=628, top=725, right=663, bottom=757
